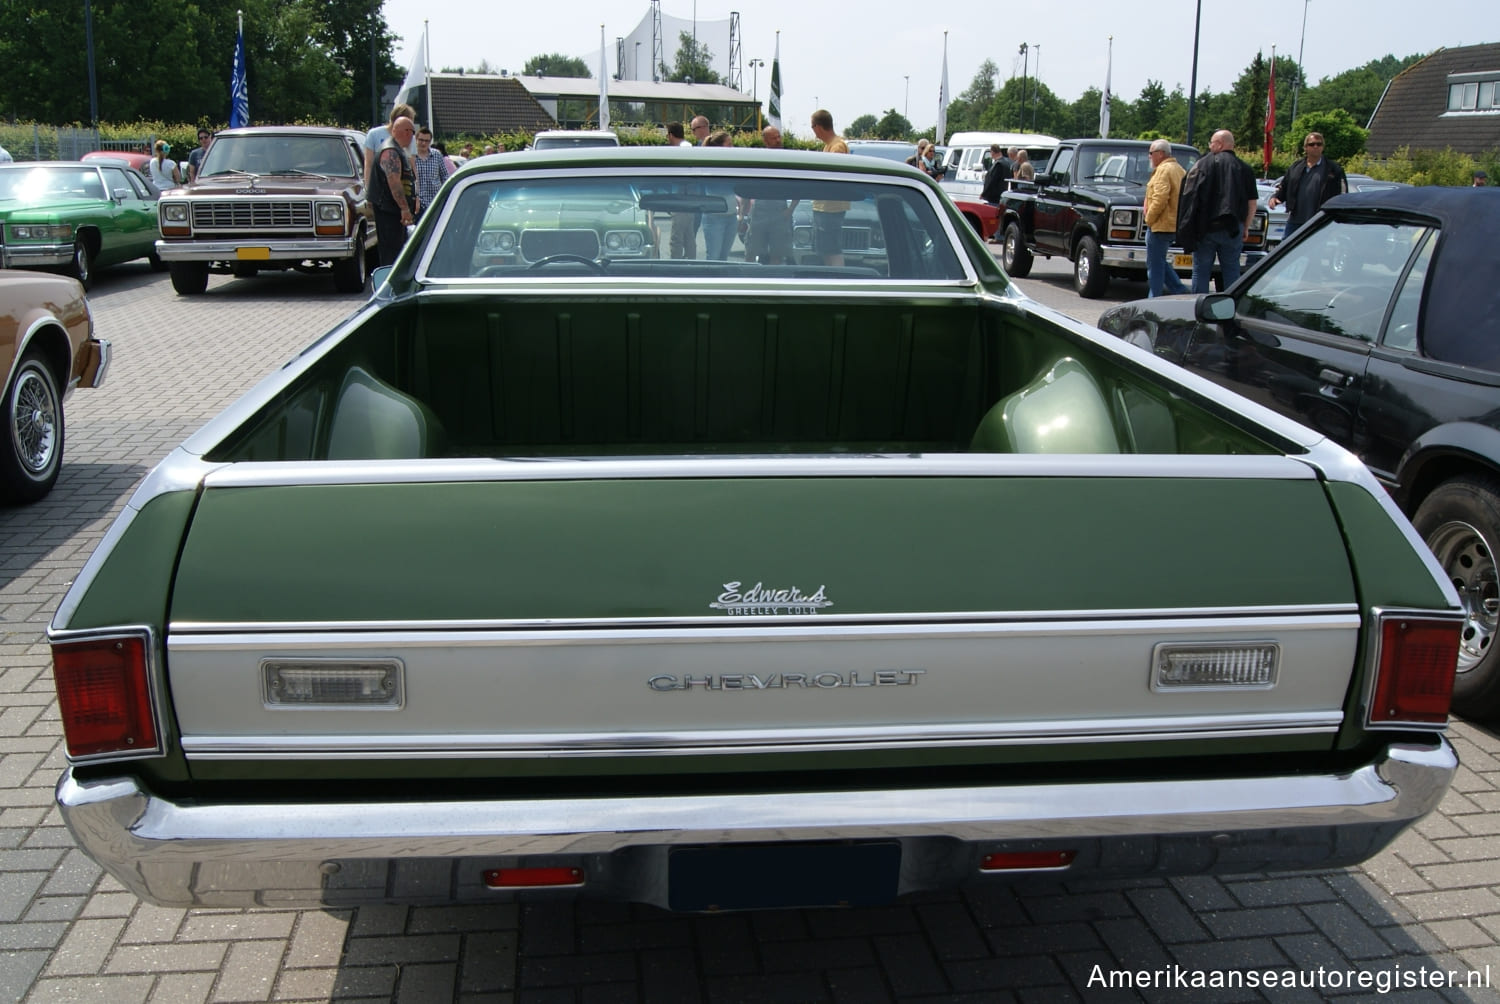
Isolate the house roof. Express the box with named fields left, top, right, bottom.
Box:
left=1367, top=43, right=1500, bottom=158
left=428, top=75, right=557, bottom=136
left=514, top=75, right=750, bottom=105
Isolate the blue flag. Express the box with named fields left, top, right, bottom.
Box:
left=230, top=21, right=249, bottom=128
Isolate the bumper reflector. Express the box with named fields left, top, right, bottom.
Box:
left=261, top=660, right=403, bottom=707
left=484, top=867, right=585, bottom=888
left=1152, top=643, right=1278, bottom=690
left=981, top=850, right=1076, bottom=871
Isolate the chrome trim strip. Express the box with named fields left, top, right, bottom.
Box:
left=155, top=237, right=360, bottom=261
left=196, top=452, right=1319, bottom=489
left=57, top=741, right=1457, bottom=907
left=169, top=606, right=1360, bottom=636
left=179, top=711, right=1345, bottom=759
left=44, top=625, right=166, bottom=764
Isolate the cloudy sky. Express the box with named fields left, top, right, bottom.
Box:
left=379, top=0, right=1490, bottom=136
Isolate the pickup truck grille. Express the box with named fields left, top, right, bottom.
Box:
left=520, top=229, right=600, bottom=261
left=840, top=227, right=872, bottom=252
left=191, top=201, right=314, bottom=230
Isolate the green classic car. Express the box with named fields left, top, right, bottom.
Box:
left=0, top=161, right=165, bottom=289
left=50, top=148, right=1464, bottom=913
left=472, top=178, right=659, bottom=269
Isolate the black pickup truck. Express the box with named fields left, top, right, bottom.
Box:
left=998, top=139, right=1269, bottom=297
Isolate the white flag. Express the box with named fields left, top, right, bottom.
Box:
left=936, top=32, right=950, bottom=144
left=395, top=28, right=426, bottom=111
left=768, top=32, right=782, bottom=130
left=1099, top=37, right=1113, bottom=138
left=598, top=25, right=610, bottom=130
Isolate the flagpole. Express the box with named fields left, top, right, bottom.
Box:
left=1099, top=36, right=1112, bottom=138
left=1264, top=45, right=1276, bottom=178
left=937, top=31, right=949, bottom=145
left=423, top=20, right=433, bottom=135
left=598, top=25, right=610, bottom=130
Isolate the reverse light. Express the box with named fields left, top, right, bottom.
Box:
left=1367, top=612, right=1462, bottom=728
left=262, top=659, right=403, bottom=708
left=483, top=867, right=585, bottom=888
left=51, top=631, right=160, bottom=760
left=1152, top=642, right=1279, bottom=690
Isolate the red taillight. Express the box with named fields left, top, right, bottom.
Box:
left=980, top=850, right=1076, bottom=872
left=483, top=867, right=585, bottom=888
left=51, top=634, right=158, bottom=758
left=1367, top=615, right=1462, bottom=727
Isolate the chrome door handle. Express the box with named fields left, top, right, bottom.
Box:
left=1319, top=368, right=1353, bottom=388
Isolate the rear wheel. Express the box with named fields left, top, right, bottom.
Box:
left=1073, top=235, right=1108, bottom=298
left=1001, top=222, right=1033, bottom=277
left=1413, top=475, right=1500, bottom=719
left=1, top=351, right=64, bottom=503
left=67, top=240, right=93, bottom=290
left=169, top=261, right=209, bottom=295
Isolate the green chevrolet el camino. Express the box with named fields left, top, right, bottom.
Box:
left=0, top=161, right=165, bottom=289
left=49, top=148, right=1465, bottom=912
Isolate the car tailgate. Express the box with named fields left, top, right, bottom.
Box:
left=165, top=459, right=1361, bottom=771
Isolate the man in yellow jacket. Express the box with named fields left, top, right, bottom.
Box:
left=1144, top=139, right=1189, bottom=297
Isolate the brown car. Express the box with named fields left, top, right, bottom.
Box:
left=0, top=271, right=110, bottom=503
left=154, top=125, right=377, bottom=295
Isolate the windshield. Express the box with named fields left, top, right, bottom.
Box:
left=0, top=165, right=105, bottom=202
left=1073, top=145, right=1197, bottom=185
left=424, top=172, right=965, bottom=282
left=532, top=135, right=620, bottom=150
left=199, top=135, right=356, bottom=177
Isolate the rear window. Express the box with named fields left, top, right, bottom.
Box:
left=424, top=173, right=966, bottom=282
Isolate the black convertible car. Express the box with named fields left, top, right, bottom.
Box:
left=1098, top=186, right=1500, bottom=719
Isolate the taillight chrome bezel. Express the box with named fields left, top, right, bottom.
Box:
left=47, top=625, right=166, bottom=764
left=1362, top=608, right=1465, bottom=731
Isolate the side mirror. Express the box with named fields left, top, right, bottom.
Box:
left=111, top=188, right=130, bottom=203
left=1195, top=293, right=1236, bottom=323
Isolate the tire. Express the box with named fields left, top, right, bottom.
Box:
left=1001, top=222, right=1033, bottom=278
left=1073, top=235, right=1108, bottom=298
left=1412, top=476, right=1500, bottom=719
left=0, top=351, right=64, bottom=504
left=332, top=233, right=369, bottom=293
left=67, top=240, right=93, bottom=290
left=169, top=261, right=209, bottom=295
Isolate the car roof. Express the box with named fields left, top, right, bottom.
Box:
left=1322, top=187, right=1500, bottom=368
left=453, top=145, right=929, bottom=179
left=209, top=125, right=364, bottom=142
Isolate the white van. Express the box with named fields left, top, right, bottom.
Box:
left=944, top=131, right=1060, bottom=183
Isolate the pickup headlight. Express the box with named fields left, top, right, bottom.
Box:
left=10, top=224, right=73, bottom=241
left=477, top=229, right=516, bottom=254
left=160, top=203, right=189, bottom=223
left=1111, top=209, right=1137, bottom=227
left=316, top=201, right=345, bottom=223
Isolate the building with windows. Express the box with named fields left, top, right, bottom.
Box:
left=1367, top=43, right=1500, bottom=158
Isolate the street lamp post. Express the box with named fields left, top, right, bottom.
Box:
left=1291, top=0, right=1310, bottom=128
left=1030, top=44, right=1041, bottom=131
left=1018, top=43, right=1029, bottom=131
left=635, top=41, right=642, bottom=80
left=1186, top=0, right=1202, bottom=146
left=749, top=58, right=764, bottom=128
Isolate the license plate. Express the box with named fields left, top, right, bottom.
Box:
left=1173, top=253, right=1194, bottom=268
left=236, top=247, right=271, bottom=260
left=668, top=841, right=900, bottom=912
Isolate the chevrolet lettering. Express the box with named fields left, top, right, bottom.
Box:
left=648, top=671, right=925, bottom=692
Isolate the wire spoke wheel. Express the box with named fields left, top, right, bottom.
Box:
left=1427, top=519, right=1500, bottom=674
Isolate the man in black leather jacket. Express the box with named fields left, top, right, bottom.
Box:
left=1268, top=132, right=1347, bottom=234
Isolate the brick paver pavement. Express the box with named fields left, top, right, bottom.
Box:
left=0, top=263, right=1495, bottom=1003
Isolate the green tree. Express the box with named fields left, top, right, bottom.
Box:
left=664, top=32, right=720, bottom=85
left=251, top=1, right=354, bottom=124
left=1135, top=80, right=1167, bottom=134
left=1284, top=107, right=1367, bottom=161
left=1240, top=52, right=1269, bottom=156
left=961, top=59, right=999, bottom=106
left=524, top=53, right=590, bottom=78
left=847, top=114, right=878, bottom=138
left=872, top=109, right=912, bottom=140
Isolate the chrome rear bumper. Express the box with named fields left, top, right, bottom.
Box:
left=58, top=739, right=1455, bottom=909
